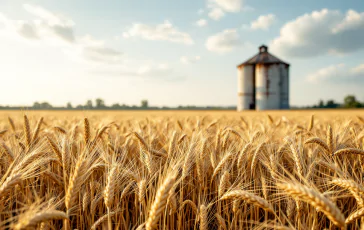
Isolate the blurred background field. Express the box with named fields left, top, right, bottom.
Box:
left=1, top=109, right=364, bottom=120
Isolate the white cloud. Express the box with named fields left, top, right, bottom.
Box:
left=198, top=9, right=205, bottom=15
left=0, top=5, right=126, bottom=69
left=205, top=29, right=246, bottom=53
left=92, top=61, right=185, bottom=82
left=352, top=63, right=364, bottom=74
left=307, top=63, right=364, bottom=84
left=0, top=4, right=185, bottom=81
left=23, top=4, right=74, bottom=27
left=206, top=0, right=252, bottom=21
left=251, top=14, right=276, bottom=30
left=137, top=63, right=171, bottom=76
left=0, top=4, right=75, bottom=44
left=270, top=9, right=364, bottom=57
left=0, top=7, right=123, bottom=66
left=242, top=6, right=255, bottom=12
left=212, top=0, right=243, bottom=13
left=208, top=8, right=225, bottom=21
left=82, top=46, right=122, bottom=64
left=16, top=21, right=40, bottom=39
left=59, top=34, right=123, bottom=66
left=196, top=19, right=208, bottom=27
left=180, top=56, right=201, bottom=64
left=23, top=4, right=75, bottom=43
left=123, top=20, right=194, bottom=45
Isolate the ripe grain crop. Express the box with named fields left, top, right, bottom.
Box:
left=0, top=110, right=364, bottom=229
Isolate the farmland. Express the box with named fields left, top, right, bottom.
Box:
left=0, top=110, right=364, bottom=229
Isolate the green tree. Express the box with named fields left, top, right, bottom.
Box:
left=66, top=102, right=73, bottom=109
left=40, top=102, right=53, bottom=109
left=95, top=98, right=105, bottom=109
left=318, top=100, right=324, bottom=108
left=111, top=103, right=120, bottom=109
left=85, top=100, right=93, bottom=109
left=344, top=95, right=362, bottom=108
left=33, top=102, right=41, bottom=109
left=326, top=100, right=337, bottom=108
left=141, top=100, right=148, bottom=108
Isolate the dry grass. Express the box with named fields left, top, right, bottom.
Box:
left=0, top=110, right=364, bottom=229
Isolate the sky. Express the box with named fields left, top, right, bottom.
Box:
left=0, top=0, right=363, bottom=107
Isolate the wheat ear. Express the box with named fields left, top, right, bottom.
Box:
left=333, top=148, right=364, bottom=156
left=237, top=143, right=251, bottom=168
left=327, top=125, right=333, bottom=154
left=219, top=171, right=230, bottom=197
left=251, top=143, right=264, bottom=174
left=180, top=200, right=198, bottom=215
left=290, top=143, right=303, bottom=177
left=138, top=179, right=147, bottom=204
left=305, top=137, right=329, bottom=153
left=84, top=118, right=90, bottom=144
left=0, top=141, right=14, bottom=161
left=215, top=213, right=227, bottom=230
left=0, top=173, right=22, bottom=198
left=277, top=182, right=345, bottom=228
left=221, top=190, right=274, bottom=214
left=54, top=126, right=67, bottom=134
left=13, top=210, right=68, bottom=230
left=346, top=208, right=364, bottom=224
left=23, top=115, right=31, bottom=148
left=8, top=117, right=16, bottom=132
left=199, top=204, right=208, bottom=230
left=168, top=131, right=177, bottom=156
left=308, top=114, right=314, bottom=131
left=212, top=152, right=232, bottom=180
left=146, top=174, right=176, bottom=230
left=90, top=211, right=117, bottom=230
left=104, top=165, right=118, bottom=208
left=177, top=134, right=187, bottom=144
left=332, top=179, right=364, bottom=206
left=65, top=157, right=88, bottom=211
left=31, top=117, right=43, bottom=143
left=46, top=136, right=62, bottom=162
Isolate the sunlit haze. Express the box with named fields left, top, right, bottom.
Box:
left=0, top=0, right=363, bottom=107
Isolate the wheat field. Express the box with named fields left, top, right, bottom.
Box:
left=1, top=110, right=364, bottom=229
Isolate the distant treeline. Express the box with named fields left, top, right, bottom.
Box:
left=292, top=95, right=364, bottom=110
left=0, top=95, right=362, bottom=111
left=0, top=98, right=236, bottom=111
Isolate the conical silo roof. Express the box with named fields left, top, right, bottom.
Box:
left=237, top=45, right=290, bottom=67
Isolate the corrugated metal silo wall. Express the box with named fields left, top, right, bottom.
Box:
left=279, top=64, right=290, bottom=109
left=255, top=64, right=281, bottom=110
left=237, top=65, right=254, bottom=111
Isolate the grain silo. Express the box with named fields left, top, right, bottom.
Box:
left=237, top=45, right=290, bottom=111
